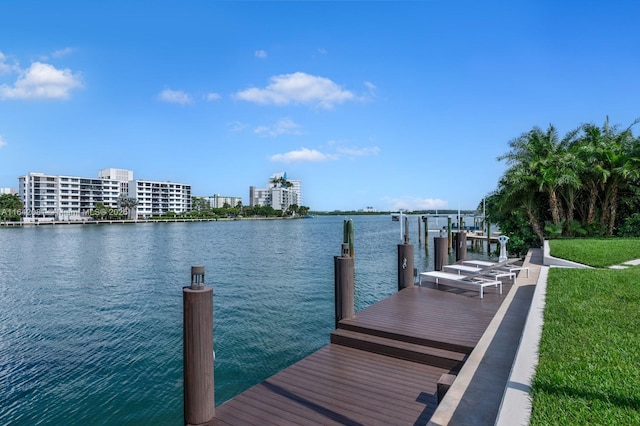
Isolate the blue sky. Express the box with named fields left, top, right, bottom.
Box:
left=1, top=1, right=639, bottom=211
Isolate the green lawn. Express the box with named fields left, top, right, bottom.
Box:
left=530, top=255, right=640, bottom=424
left=549, top=238, right=640, bottom=268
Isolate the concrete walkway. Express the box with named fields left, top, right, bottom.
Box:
left=428, top=248, right=544, bottom=426
left=429, top=245, right=640, bottom=426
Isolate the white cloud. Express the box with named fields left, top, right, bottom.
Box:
left=317, top=48, right=328, bottom=55
left=0, top=52, right=17, bottom=74
left=227, top=121, right=249, bottom=132
left=255, top=50, right=268, bottom=59
left=336, top=146, right=380, bottom=157
left=0, top=135, right=6, bottom=148
left=234, top=72, right=355, bottom=109
left=52, top=47, right=75, bottom=58
left=158, top=89, right=192, bottom=105
left=381, top=196, right=448, bottom=212
left=0, top=62, right=83, bottom=100
left=254, top=117, right=301, bottom=137
left=270, top=147, right=337, bottom=163
left=205, top=92, right=221, bottom=101
left=364, top=81, right=376, bottom=92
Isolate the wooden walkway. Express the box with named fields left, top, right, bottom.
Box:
left=213, top=276, right=515, bottom=425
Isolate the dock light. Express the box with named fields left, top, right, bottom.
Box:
left=191, top=265, right=205, bottom=290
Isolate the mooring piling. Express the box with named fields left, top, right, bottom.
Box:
left=434, top=235, right=448, bottom=271
left=334, top=243, right=355, bottom=328
left=420, top=215, right=429, bottom=248
left=183, top=266, right=214, bottom=426
left=398, top=217, right=414, bottom=291
left=456, top=231, right=467, bottom=262
left=447, top=217, right=452, bottom=254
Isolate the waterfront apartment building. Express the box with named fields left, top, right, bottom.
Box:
left=18, top=169, right=192, bottom=221
left=249, top=172, right=301, bottom=212
left=19, top=172, right=121, bottom=221
left=128, top=179, right=191, bottom=219
left=98, top=168, right=133, bottom=195
left=206, top=194, right=242, bottom=209
left=0, top=187, right=17, bottom=194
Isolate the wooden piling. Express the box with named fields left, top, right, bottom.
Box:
left=183, top=266, right=214, bottom=426
left=397, top=243, right=414, bottom=291
left=423, top=216, right=429, bottom=249
left=456, top=231, right=467, bottom=262
left=487, top=223, right=491, bottom=255
left=334, top=243, right=355, bottom=327
left=418, top=216, right=422, bottom=244
left=434, top=236, right=448, bottom=271
left=447, top=217, right=452, bottom=254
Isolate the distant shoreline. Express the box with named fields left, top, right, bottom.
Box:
left=0, top=216, right=295, bottom=227
left=1, top=210, right=481, bottom=227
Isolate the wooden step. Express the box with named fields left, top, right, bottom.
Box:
left=330, top=328, right=467, bottom=370
left=337, top=321, right=474, bottom=354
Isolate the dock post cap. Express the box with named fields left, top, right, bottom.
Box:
left=190, top=265, right=205, bottom=289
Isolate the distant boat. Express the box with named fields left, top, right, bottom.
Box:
left=303, top=215, right=315, bottom=219
left=391, top=214, right=400, bottom=222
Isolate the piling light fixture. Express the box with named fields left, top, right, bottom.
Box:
left=191, top=265, right=205, bottom=289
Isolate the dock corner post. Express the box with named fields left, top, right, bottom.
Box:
left=398, top=242, right=415, bottom=291
left=487, top=223, right=491, bottom=255
left=334, top=243, right=355, bottom=328
left=417, top=216, right=421, bottom=244
left=183, top=265, right=215, bottom=426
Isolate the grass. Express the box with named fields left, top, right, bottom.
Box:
left=549, top=238, right=640, bottom=268
left=530, top=258, right=640, bottom=424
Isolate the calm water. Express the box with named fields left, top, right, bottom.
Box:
left=0, top=215, right=486, bottom=425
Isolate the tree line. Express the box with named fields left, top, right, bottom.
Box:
left=484, top=117, right=640, bottom=256
left=189, top=197, right=310, bottom=219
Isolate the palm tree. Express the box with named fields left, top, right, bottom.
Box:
left=599, top=118, right=640, bottom=235
left=117, top=194, right=139, bottom=219
left=570, top=122, right=610, bottom=226
left=494, top=117, right=640, bottom=242
left=499, top=124, right=579, bottom=227
left=496, top=165, right=546, bottom=243
left=269, top=176, right=293, bottom=188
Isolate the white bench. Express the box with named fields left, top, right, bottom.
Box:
left=419, top=271, right=502, bottom=299
left=443, top=264, right=516, bottom=281
left=462, top=259, right=529, bottom=278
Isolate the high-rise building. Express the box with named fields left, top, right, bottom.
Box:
left=98, top=168, right=133, bottom=194
left=249, top=172, right=301, bottom=211
left=206, top=194, right=242, bottom=209
left=19, top=172, right=120, bottom=221
left=18, top=169, right=192, bottom=221
left=128, top=179, right=191, bottom=219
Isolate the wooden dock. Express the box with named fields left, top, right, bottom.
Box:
left=213, top=276, right=515, bottom=425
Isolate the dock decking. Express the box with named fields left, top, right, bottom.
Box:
left=213, top=272, right=518, bottom=425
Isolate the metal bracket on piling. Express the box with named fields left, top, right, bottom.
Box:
left=191, top=265, right=205, bottom=290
